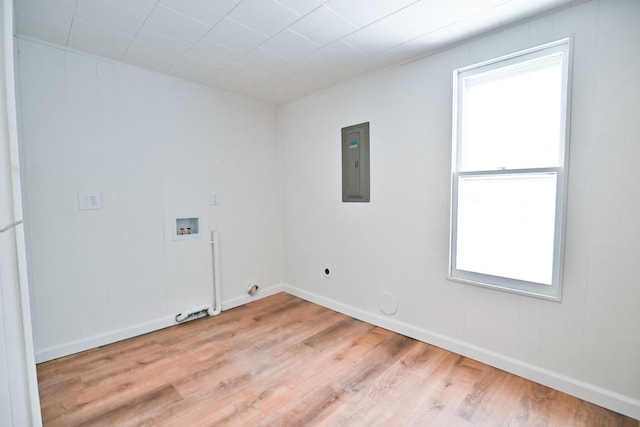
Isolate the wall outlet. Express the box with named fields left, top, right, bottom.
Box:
left=78, top=192, right=102, bottom=210
left=322, top=264, right=332, bottom=279
left=210, top=192, right=220, bottom=206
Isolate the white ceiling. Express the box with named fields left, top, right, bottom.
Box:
left=15, top=0, right=580, bottom=104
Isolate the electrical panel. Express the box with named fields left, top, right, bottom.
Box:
left=341, top=122, right=370, bottom=202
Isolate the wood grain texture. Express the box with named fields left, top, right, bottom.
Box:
left=37, top=293, right=638, bottom=426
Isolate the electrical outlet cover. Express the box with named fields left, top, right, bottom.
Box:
left=78, top=192, right=102, bottom=210
left=322, top=264, right=332, bottom=279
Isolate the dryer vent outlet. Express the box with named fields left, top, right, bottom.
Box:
left=247, top=283, right=259, bottom=296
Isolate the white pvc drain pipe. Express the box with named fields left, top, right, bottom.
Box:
left=175, top=230, right=222, bottom=323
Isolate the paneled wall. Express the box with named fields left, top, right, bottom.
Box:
left=17, top=39, right=282, bottom=362
left=280, top=0, right=640, bottom=419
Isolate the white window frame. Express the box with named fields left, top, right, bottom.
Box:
left=449, top=39, right=571, bottom=301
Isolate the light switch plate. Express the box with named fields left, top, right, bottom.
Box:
left=78, top=192, right=102, bottom=210
left=210, top=192, right=220, bottom=206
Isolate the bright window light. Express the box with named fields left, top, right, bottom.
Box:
left=456, top=173, right=557, bottom=285
left=461, top=56, right=563, bottom=171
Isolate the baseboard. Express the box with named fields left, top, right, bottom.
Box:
left=35, top=315, right=177, bottom=363
left=222, top=284, right=284, bottom=310
left=282, top=284, right=640, bottom=421
left=35, top=284, right=286, bottom=364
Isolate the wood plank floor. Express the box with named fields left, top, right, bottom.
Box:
left=37, top=292, right=638, bottom=426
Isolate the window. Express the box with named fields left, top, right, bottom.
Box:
left=450, top=39, right=570, bottom=300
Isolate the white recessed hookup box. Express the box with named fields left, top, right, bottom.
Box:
left=174, top=217, right=200, bottom=240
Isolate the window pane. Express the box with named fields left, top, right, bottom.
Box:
left=456, top=173, right=557, bottom=285
left=460, top=55, right=563, bottom=171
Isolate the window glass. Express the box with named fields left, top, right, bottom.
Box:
left=456, top=173, right=557, bottom=285
left=460, top=55, right=563, bottom=171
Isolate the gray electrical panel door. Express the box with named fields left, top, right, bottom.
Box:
left=342, top=122, right=370, bottom=202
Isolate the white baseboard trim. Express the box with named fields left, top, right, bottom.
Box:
left=35, top=315, right=176, bottom=363
left=35, top=284, right=286, bottom=364
left=282, top=284, right=640, bottom=421
left=222, top=284, right=284, bottom=310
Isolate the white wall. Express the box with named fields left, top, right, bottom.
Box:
left=280, top=0, right=640, bottom=419
left=16, top=38, right=282, bottom=362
